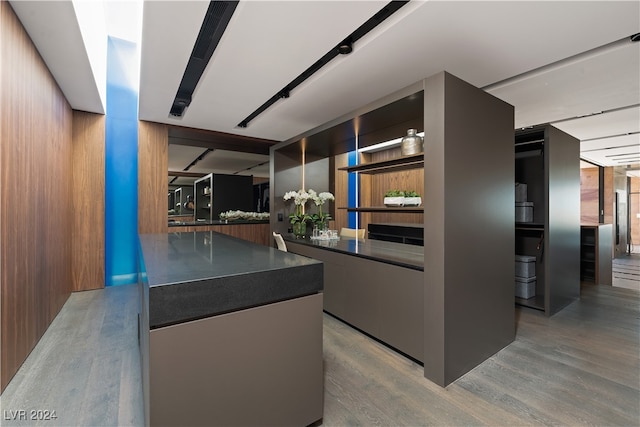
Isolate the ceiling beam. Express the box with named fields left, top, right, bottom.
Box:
left=168, top=171, right=208, bottom=178
left=168, top=125, right=276, bottom=155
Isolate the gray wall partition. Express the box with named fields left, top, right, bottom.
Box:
left=515, top=124, right=581, bottom=315
left=546, top=125, right=581, bottom=314
left=423, top=72, right=515, bottom=387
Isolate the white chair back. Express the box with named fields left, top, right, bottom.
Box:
left=273, top=232, right=287, bottom=252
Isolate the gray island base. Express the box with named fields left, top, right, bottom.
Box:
left=138, top=231, right=324, bottom=426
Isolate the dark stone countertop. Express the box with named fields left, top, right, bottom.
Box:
left=139, top=231, right=323, bottom=329
left=283, top=235, right=424, bottom=271
left=168, top=219, right=269, bottom=227
left=368, top=222, right=424, bottom=229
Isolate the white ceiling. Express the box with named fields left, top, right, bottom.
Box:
left=9, top=0, right=640, bottom=173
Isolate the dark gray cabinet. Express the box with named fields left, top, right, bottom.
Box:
left=287, top=241, right=424, bottom=362
left=194, top=173, right=254, bottom=221
left=515, top=125, right=581, bottom=315
left=580, top=224, right=613, bottom=285
left=273, top=71, right=515, bottom=387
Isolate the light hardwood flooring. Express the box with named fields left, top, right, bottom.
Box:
left=1, top=282, right=638, bottom=426
left=0, top=285, right=144, bottom=427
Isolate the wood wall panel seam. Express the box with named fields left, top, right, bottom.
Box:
left=72, top=111, right=105, bottom=291
left=1, top=1, right=73, bottom=392
left=138, top=121, right=168, bottom=234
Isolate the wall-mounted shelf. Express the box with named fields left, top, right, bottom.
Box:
left=515, top=223, right=545, bottom=232
left=339, top=206, right=424, bottom=213
left=338, top=153, right=423, bottom=174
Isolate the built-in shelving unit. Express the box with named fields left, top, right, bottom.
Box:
left=580, top=224, right=613, bottom=284
left=272, top=71, right=516, bottom=387
left=339, top=150, right=424, bottom=224
left=340, top=206, right=424, bottom=213
left=194, top=173, right=213, bottom=221
left=174, top=186, right=193, bottom=215
left=515, top=222, right=545, bottom=229
left=338, top=153, right=424, bottom=174
left=515, top=125, right=580, bottom=315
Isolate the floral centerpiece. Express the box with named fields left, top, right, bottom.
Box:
left=309, top=189, right=335, bottom=230
left=219, top=210, right=270, bottom=221
left=283, top=189, right=312, bottom=237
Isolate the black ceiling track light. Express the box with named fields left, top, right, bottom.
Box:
left=236, top=0, right=409, bottom=128
left=170, top=148, right=214, bottom=184
left=170, top=1, right=239, bottom=118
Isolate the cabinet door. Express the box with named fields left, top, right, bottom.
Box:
left=319, top=251, right=347, bottom=319
left=344, top=258, right=380, bottom=337
left=286, top=243, right=347, bottom=318
left=378, top=266, right=423, bottom=362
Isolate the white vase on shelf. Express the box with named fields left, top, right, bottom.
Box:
left=383, top=196, right=404, bottom=207
left=403, top=196, right=422, bottom=207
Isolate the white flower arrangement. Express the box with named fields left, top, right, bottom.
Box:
left=310, top=190, right=334, bottom=225
left=311, top=191, right=335, bottom=206
left=283, top=188, right=334, bottom=231
left=219, top=210, right=270, bottom=221
left=283, top=189, right=312, bottom=225
left=283, top=189, right=311, bottom=206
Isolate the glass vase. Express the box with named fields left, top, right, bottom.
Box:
left=292, top=221, right=307, bottom=238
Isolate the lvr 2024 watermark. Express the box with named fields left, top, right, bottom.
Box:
left=3, top=410, right=57, bottom=421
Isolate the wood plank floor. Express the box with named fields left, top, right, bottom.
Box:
left=1, top=283, right=638, bottom=426
left=0, top=285, right=144, bottom=427
left=613, top=253, right=640, bottom=291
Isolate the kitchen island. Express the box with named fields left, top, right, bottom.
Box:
left=285, top=235, right=424, bottom=362
left=138, top=231, right=323, bottom=427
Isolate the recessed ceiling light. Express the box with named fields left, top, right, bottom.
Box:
left=338, top=40, right=353, bottom=55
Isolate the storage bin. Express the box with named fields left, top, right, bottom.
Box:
left=515, top=202, right=534, bottom=222
left=515, top=182, right=527, bottom=202
left=515, top=276, right=536, bottom=299
left=515, top=254, right=536, bottom=278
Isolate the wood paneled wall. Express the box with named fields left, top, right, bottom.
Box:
left=363, top=148, right=424, bottom=231
left=332, top=149, right=424, bottom=233
left=1, top=2, right=73, bottom=392
left=604, top=167, right=614, bottom=225
left=333, top=153, right=350, bottom=232
left=72, top=111, right=105, bottom=291
left=139, top=121, right=168, bottom=234
left=580, top=166, right=599, bottom=224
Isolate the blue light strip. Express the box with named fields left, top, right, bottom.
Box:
left=105, top=37, right=139, bottom=286
left=347, top=151, right=358, bottom=229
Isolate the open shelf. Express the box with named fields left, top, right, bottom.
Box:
left=338, top=153, right=423, bottom=174
left=339, top=206, right=424, bottom=213
left=515, top=222, right=545, bottom=231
